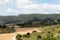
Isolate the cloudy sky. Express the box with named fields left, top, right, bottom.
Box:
left=0, top=0, right=60, bottom=16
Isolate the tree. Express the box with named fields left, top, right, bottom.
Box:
left=0, top=25, right=6, bottom=28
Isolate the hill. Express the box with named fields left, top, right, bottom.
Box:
left=0, top=14, right=60, bottom=24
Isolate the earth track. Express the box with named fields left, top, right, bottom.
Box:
left=0, top=28, right=40, bottom=40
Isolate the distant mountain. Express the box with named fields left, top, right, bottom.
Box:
left=0, top=14, right=60, bottom=24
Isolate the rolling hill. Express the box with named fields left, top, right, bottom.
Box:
left=0, top=14, right=60, bottom=24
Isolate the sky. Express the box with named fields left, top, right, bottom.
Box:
left=0, top=0, right=60, bottom=16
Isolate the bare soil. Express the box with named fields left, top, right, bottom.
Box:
left=0, top=28, right=40, bottom=40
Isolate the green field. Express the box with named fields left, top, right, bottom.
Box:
left=16, top=24, right=60, bottom=40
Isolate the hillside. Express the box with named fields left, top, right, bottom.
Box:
left=0, top=14, right=60, bottom=24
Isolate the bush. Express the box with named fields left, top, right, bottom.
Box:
left=47, top=31, right=51, bottom=33
left=16, top=34, right=22, bottom=40
left=37, top=35, right=42, bottom=39
left=16, top=38, right=22, bottom=40
left=50, top=33, right=53, bottom=37
left=23, top=32, right=30, bottom=38
left=58, top=31, right=60, bottom=33
left=32, top=30, right=37, bottom=33
left=52, top=28, right=55, bottom=31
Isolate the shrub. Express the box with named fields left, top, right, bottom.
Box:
left=47, top=31, right=51, bottom=33
left=47, top=33, right=54, bottom=38
left=16, top=34, right=22, bottom=40
left=57, top=36, right=60, bottom=38
left=23, top=32, right=30, bottom=38
left=58, top=31, right=60, bottom=33
left=50, top=33, right=53, bottom=37
left=52, top=28, right=55, bottom=31
left=37, top=35, right=42, bottom=39
left=16, top=38, right=23, bottom=40
left=32, top=30, right=37, bottom=33
left=27, top=32, right=30, bottom=35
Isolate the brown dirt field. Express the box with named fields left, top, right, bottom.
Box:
left=0, top=33, right=16, bottom=40
left=14, top=28, right=40, bottom=34
left=0, top=28, right=41, bottom=40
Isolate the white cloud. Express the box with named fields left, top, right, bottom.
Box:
left=6, top=8, right=16, bottom=13
left=41, top=4, right=60, bottom=10
left=16, top=0, right=60, bottom=14
left=6, top=0, right=14, bottom=4
left=0, top=0, right=13, bottom=6
left=16, top=0, right=33, bottom=9
left=55, top=12, right=60, bottom=14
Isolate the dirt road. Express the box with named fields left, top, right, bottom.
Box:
left=0, top=33, right=16, bottom=40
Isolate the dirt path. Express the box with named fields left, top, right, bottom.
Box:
left=0, top=28, right=41, bottom=40
left=14, top=28, right=40, bottom=34
left=0, top=33, right=16, bottom=40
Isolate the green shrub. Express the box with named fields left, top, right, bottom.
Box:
left=47, top=31, right=51, bottom=33
left=50, top=33, right=53, bottom=37
left=16, top=38, right=23, bottom=40
left=58, top=31, right=60, bottom=33
left=52, top=28, right=55, bottom=31
left=23, top=32, right=30, bottom=38
left=32, top=30, right=37, bottom=33
left=16, top=34, right=22, bottom=39
left=27, top=32, right=30, bottom=35
left=37, top=35, right=42, bottom=40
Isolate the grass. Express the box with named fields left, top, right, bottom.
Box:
left=16, top=24, right=60, bottom=40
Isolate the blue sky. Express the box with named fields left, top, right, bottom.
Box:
left=0, top=0, right=60, bottom=16
left=32, top=0, right=60, bottom=4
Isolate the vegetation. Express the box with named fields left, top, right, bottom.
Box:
left=0, top=28, right=15, bottom=34
left=23, top=32, right=30, bottom=38
left=16, top=34, right=22, bottom=40
left=0, top=14, right=60, bottom=24
left=0, top=24, right=15, bottom=34
left=0, top=14, right=60, bottom=39
left=32, top=30, right=37, bottom=33
left=16, top=24, right=60, bottom=40
left=0, top=14, right=60, bottom=28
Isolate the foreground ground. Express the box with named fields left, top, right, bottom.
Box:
left=0, top=28, right=40, bottom=40
left=0, top=24, right=60, bottom=40
left=21, top=24, right=60, bottom=40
